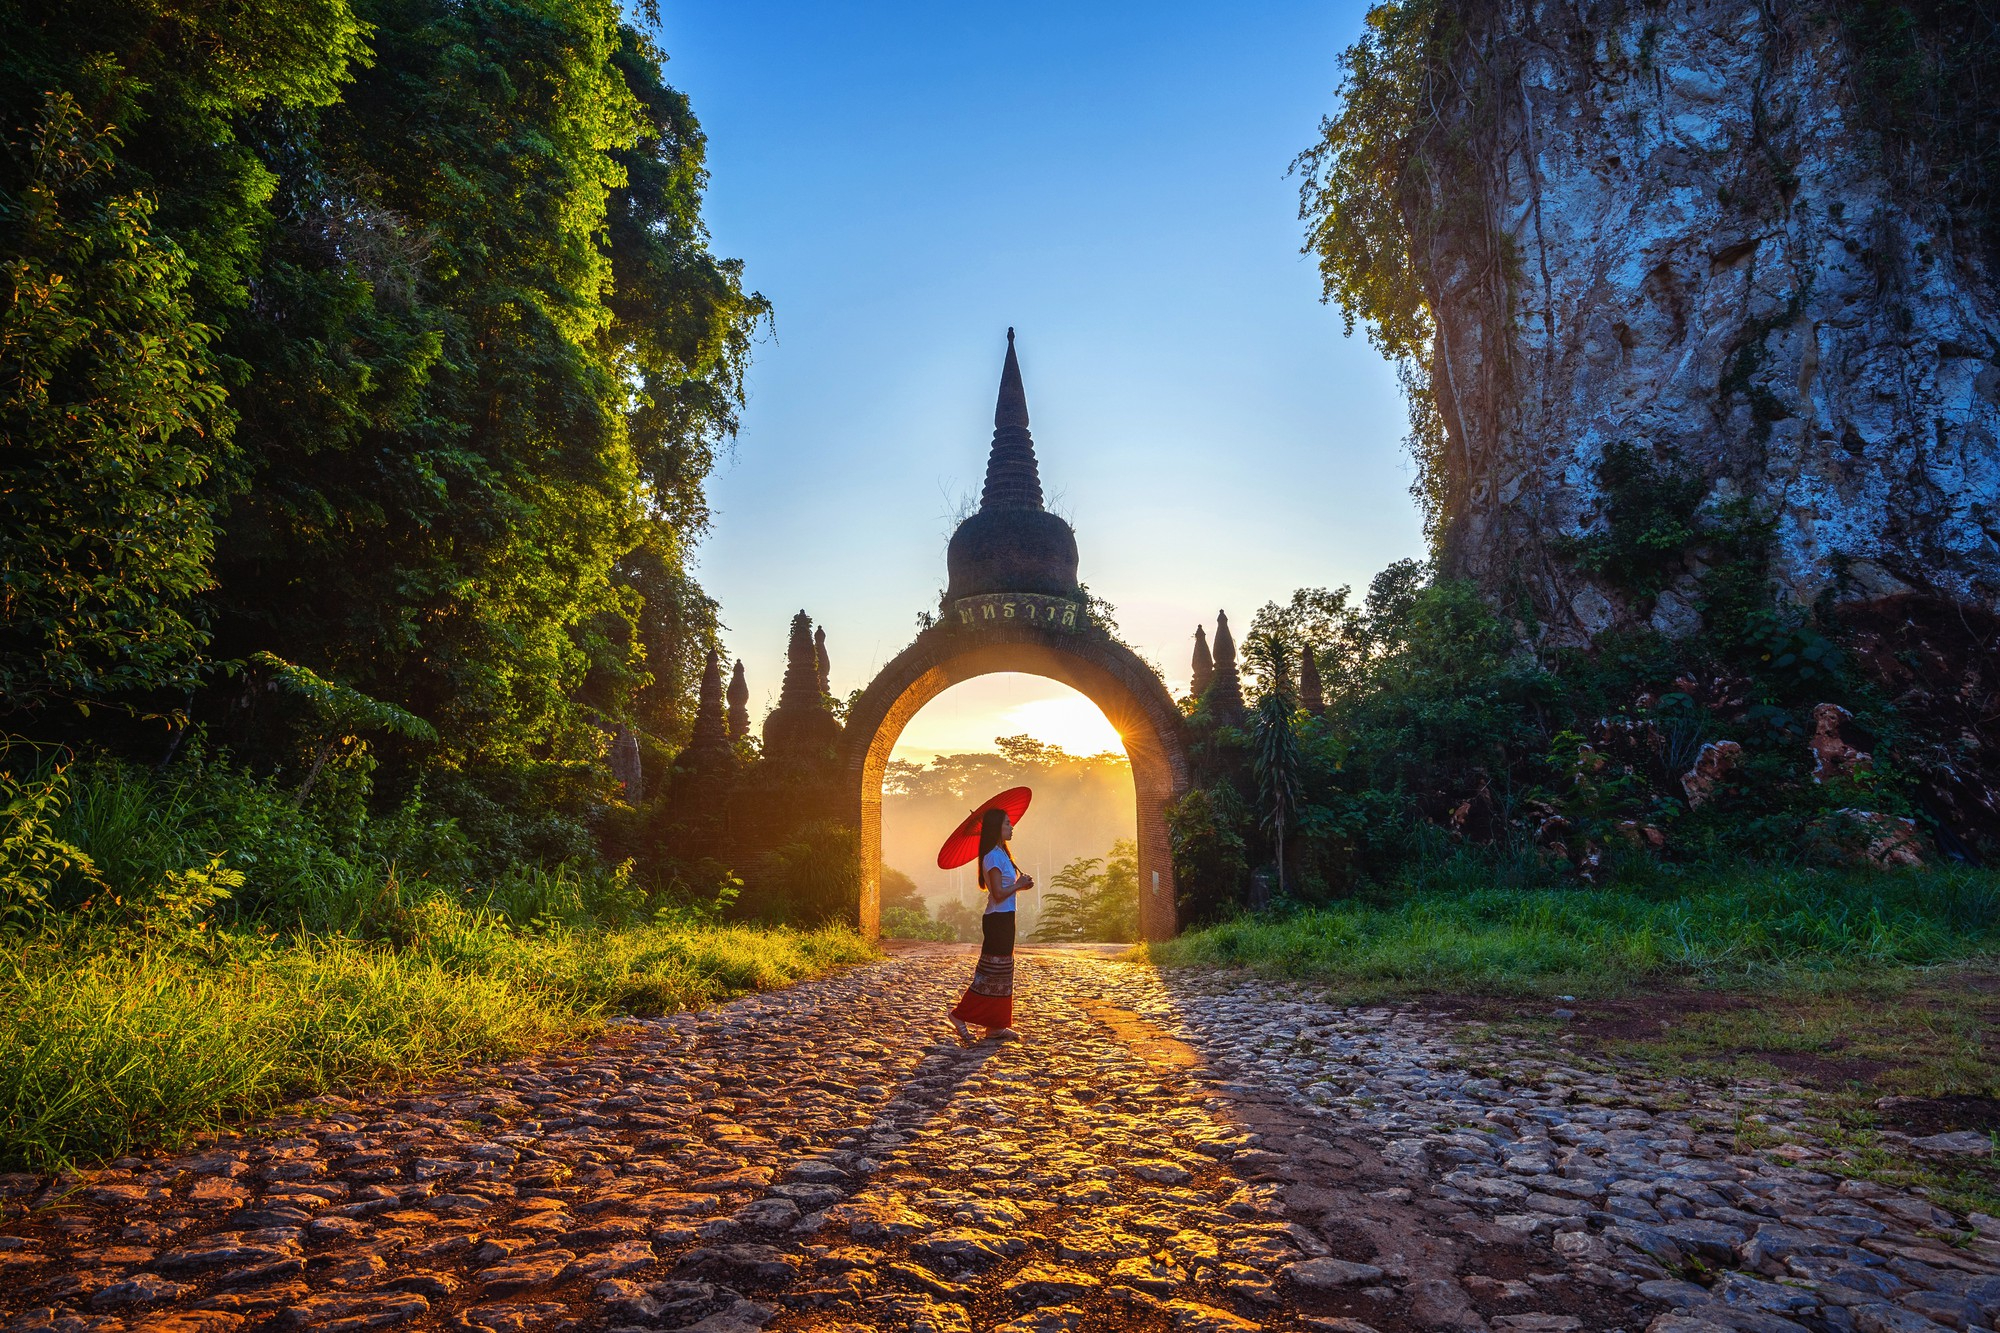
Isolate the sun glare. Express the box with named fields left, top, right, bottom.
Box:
left=997, top=696, right=1122, bottom=756
left=889, top=674, right=1124, bottom=763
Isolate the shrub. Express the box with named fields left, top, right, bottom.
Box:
left=761, top=819, right=861, bottom=925
left=882, top=904, right=955, bottom=941
left=1034, top=840, right=1140, bottom=942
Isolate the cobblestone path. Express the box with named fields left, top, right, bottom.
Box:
left=5, top=947, right=2000, bottom=1333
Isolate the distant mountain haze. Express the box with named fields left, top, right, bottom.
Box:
left=880, top=738, right=1136, bottom=940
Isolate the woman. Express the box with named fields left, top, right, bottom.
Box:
left=947, top=807, right=1035, bottom=1042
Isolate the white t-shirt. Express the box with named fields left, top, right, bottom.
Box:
left=981, top=847, right=1019, bottom=915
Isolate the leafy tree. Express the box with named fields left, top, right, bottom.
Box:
left=1033, top=839, right=1139, bottom=942
left=1166, top=783, right=1250, bottom=925
left=3, top=0, right=767, bottom=901
left=934, top=897, right=984, bottom=943
left=1, top=0, right=370, bottom=316
left=881, top=903, right=954, bottom=941
left=603, top=25, right=768, bottom=535
left=249, top=652, right=436, bottom=803
left=1, top=0, right=371, bottom=714
left=880, top=863, right=923, bottom=916
left=0, top=96, right=225, bottom=709
left=612, top=529, right=722, bottom=754
left=1249, top=587, right=1365, bottom=704
left=213, top=0, right=646, bottom=797
left=996, top=734, right=1082, bottom=766
left=879, top=859, right=953, bottom=942
left=1245, top=635, right=1304, bottom=899
left=764, top=819, right=859, bottom=925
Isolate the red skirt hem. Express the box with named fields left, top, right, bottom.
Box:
left=950, top=992, right=1013, bottom=1029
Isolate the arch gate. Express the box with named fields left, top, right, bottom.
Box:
left=830, top=329, right=1190, bottom=940
left=840, top=609, right=1189, bottom=942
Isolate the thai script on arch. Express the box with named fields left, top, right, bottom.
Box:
left=951, top=593, right=1082, bottom=630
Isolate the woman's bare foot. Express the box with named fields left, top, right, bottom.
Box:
left=988, top=1027, right=1021, bottom=1042
left=947, top=1008, right=972, bottom=1043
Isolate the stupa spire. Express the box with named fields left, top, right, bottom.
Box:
left=1191, top=625, right=1214, bottom=696
left=1208, top=610, right=1245, bottom=723
left=814, top=625, right=831, bottom=696
left=726, top=659, right=749, bottom=739
left=1300, top=644, right=1325, bottom=715
left=764, top=611, right=842, bottom=760
left=943, top=330, right=1081, bottom=601
left=776, top=612, right=819, bottom=713
left=979, top=327, right=1045, bottom=510
left=687, top=646, right=727, bottom=756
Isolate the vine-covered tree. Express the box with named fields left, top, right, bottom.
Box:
left=1, top=0, right=763, bottom=871
left=1, top=0, right=370, bottom=712
left=1, top=97, right=225, bottom=709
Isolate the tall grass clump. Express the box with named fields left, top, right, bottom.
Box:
left=1152, top=864, right=2000, bottom=996
left=0, top=751, right=876, bottom=1171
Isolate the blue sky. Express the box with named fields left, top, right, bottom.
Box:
left=655, top=1, right=1423, bottom=758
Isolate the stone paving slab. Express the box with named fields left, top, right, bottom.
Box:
left=2, top=950, right=1996, bottom=1333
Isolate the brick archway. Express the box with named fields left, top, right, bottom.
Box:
left=841, top=611, right=1190, bottom=942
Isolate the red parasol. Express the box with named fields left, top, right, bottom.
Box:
left=936, top=786, right=1033, bottom=870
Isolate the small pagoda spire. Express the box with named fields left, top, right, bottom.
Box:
left=775, top=612, right=819, bottom=713
left=979, top=327, right=1045, bottom=510
left=1191, top=625, right=1214, bottom=697
left=669, top=646, right=736, bottom=816
left=814, top=625, right=831, bottom=697
left=1209, top=610, right=1245, bottom=723
left=726, top=659, right=749, bottom=739
left=1300, top=643, right=1325, bottom=715
left=686, top=646, right=728, bottom=758
left=764, top=611, right=842, bottom=759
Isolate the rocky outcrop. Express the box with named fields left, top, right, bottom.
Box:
left=1807, top=703, right=1869, bottom=784
left=1419, top=0, right=1999, bottom=643
left=1839, top=809, right=1926, bottom=869
left=1680, top=740, right=1742, bottom=808
left=1840, top=595, right=2000, bottom=853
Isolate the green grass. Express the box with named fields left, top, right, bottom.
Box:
left=1151, top=867, right=2000, bottom=997
left=0, top=908, right=876, bottom=1172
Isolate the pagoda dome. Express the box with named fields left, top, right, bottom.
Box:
left=944, top=329, right=1082, bottom=602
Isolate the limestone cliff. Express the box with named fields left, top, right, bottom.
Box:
left=1413, top=0, right=1999, bottom=642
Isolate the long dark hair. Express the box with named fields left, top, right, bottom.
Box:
left=978, top=807, right=1011, bottom=865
